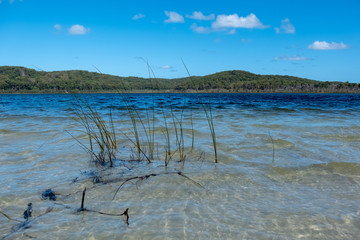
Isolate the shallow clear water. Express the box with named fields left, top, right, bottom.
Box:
left=1, top=93, right=360, bottom=239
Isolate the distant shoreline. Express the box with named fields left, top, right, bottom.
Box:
left=1, top=66, right=360, bottom=94
left=1, top=90, right=360, bottom=94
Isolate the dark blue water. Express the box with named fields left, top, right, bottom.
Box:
left=1, top=93, right=360, bottom=115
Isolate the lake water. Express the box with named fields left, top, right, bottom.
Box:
left=1, top=93, right=360, bottom=239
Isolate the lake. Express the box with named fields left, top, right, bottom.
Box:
left=1, top=93, right=360, bottom=239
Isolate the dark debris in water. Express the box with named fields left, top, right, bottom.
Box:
left=41, top=189, right=56, bottom=201
left=23, top=203, right=32, bottom=221
left=1, top=169, right=202, bottom=238
left=1, top=204, right=54, bottom=240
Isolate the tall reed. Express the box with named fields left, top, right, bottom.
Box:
left=182, top=60, right=218, bottom=163
left=268, top=132, right=275, bottom=165
left=171, top=106, right=186, bottom=163
left=142, top=60, right=185, bottom=166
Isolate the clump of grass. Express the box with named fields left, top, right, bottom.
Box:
left=137, top=60, right=188, bottom=166
left=71, top=62, right=217, bottom=168
left=71, top=95, right=118, bottom=167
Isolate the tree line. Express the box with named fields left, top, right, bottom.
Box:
left=1, top=66, right=359, bottom=93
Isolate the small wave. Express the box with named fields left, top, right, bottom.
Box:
left=0, top=129, right=17, bottom=134
left=319, top=134, right=360, bottom=142
left=244, top=133, right=295, bottom=149
left=271, top=162, right=360, bottom=177
left=272, top=107, right=296, bottom=112
left=301, top=107, right=321, bottom=111
left=317, top=162, right=360, bottom=176
left=252, top=124, right=285, bottom=130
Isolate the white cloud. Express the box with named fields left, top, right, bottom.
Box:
left=308, top=41, right=349, bottom=50
left=54, top=24, right=62, bottom=31
left=161, top=65, right=172, bottom=69
left=132, top=13, right=145, bottom=20
left=227, top=29, right=236, bottom=34
left=274, top=55, right=311, bottom=61
left=68, top=24, right=90, bottom=35
left=212, top=13, right=268, bottom=29
left=275, top=18, right=295, bottom=34
left=164, top=11, right=184, bottom=23
left=190, top=23, right=210, bottom=34
left=186, top=11, right=215, bottom=20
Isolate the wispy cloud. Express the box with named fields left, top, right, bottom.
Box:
left=274, top=55, right=311, bottom=61
left=0, top=0, right=23, bottom=4
left=68, top=24, right=90, bottom=35
left=212, top=13, right=268, bottom=30
left=186, top=11, right=215, bottom=20
left=132, top=13, right=145, bottom=20
left=275, top=18, right=295, bottom=34
left=191, top=23, right=210, bottom=34
left=164, top=11, right=184, bottom=23
left=161, top=65, right=172, bottom=69
left=308, top=41, right=349, bottom=50
left=54, top=24, right=62, bottom=31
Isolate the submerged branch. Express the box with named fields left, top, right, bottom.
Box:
left=76, top=186, right=130, bottom=225
left=112, top=171, right=203, bottom=200
left=84, top=208, right=129, bottom=225
left=0, top=210, right=22, bottom=223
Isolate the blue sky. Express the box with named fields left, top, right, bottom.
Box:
left=1, top=0, right=359, bottom=82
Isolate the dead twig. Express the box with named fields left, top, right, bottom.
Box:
left=112, top=171, right=203, bottom=200
left=76, top=187, right=129, bottom=225
left=85, top=208, right=129, bottom=225
left=80, top=187, right=86, bottom=211
left=0, top=211, right=13, bottom=221
left=176, top=172, right=203, bottom=188
left=112, top=174, right=157, bottom=200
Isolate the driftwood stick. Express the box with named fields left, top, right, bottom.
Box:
left=0, top=210, right=12, bottom=221
left=78, top=187, right=129, bottom=224
left=177, top=172, right=204, bottom=188
left=80, top=187, right=86, bottom=211
left=112, top=174, right=157, bottom=200
left=112, top=171, right=203, bottom=200
left=122, top=208, right=129, bottom=225
left=85, top=207, right=129, bottom=225
left=0, top=210, right=22, bottom=223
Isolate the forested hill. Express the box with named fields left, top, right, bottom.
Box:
left=1, top=66, right=359, bottom=93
